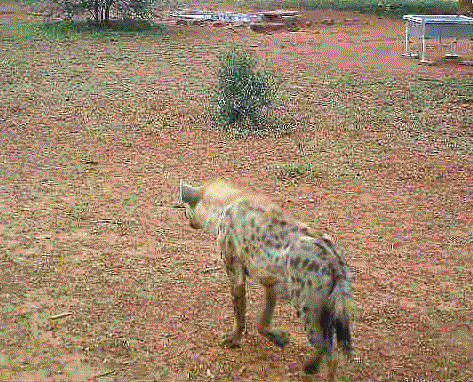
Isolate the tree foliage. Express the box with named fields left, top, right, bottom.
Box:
left=34, top=0, right=155, bottom=26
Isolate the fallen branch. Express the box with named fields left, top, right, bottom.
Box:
left=88, top=370, right=115, bottom=380
left=49, top=311, right=73, bottom=320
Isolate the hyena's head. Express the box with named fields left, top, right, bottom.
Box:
left=178, top=179, right=204, bottom=229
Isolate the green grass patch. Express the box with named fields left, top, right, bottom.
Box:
left=40, top=19, right=164, bottom=37
left=405, top=78, right=473, bottom=103
left=2, top=18, right=163, bottom=39
left=219, top=0, right=458, bottom=18
left=302, top=0, right=457, bottom=18
left=1, top=21, right=41, bottom=35
left=324, top=76, right=473, bottom=157
left=273, top=161, right=322, bottom=178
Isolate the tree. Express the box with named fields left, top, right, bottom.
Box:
left=36, top=0, right=154, bottom=26
left=458, top=0, right=473, bottom=14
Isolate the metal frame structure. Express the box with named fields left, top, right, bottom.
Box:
left=403, top=14, right=473, bottom=62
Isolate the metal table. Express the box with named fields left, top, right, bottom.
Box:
left=403, top=14, right=473, bottom=62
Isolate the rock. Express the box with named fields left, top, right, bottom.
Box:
left=321, top=18, right=335, bottom=25
left=250, top=22, right=285, bottom=33
left=212, top=21, right=227, bottom=27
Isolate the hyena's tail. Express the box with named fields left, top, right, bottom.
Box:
left=328, top=277, right=353, bottom=357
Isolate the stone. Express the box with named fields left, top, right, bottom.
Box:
left=250, top=22, right=285, bottom=34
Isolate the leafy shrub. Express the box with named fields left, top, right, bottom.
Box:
left=215, top=48, right=277, bottom=130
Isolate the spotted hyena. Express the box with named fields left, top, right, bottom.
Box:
left=178, top=179, right=353, bottom=379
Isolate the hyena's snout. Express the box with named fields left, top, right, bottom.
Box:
left=189, top=217, right=203, bottom=229
left=178, top=179, right=204, bottom=229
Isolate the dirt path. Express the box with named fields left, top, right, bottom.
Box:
left=0, top=3, right=472, bottom=381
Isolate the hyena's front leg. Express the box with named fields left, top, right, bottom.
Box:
left=257, top=284, right=290, bottom=348
left=221, top=264, right=246, bottom=348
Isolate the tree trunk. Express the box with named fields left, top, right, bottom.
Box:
left=104, top=5, right=110, bottom=23
left=104, top=0, right=114, bottom=24
left=94, top=0, right=99, bottom=24
left=458, top=0, right=473, bottom=14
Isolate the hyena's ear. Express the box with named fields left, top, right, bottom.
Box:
left=178, top=180, right=203, bottom=208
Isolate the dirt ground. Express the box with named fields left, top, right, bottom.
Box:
left=0, top=2, right=473, bottom=381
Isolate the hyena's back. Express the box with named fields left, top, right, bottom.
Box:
left=218, top=193, right=352, bottom=321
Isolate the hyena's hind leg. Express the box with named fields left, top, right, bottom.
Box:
left=303, top=307, right=339, bottom=381
left=302, top=309, right=327, bottom=376
left=257, top=283, right=290, bottom=348
left=221, top=263, right=247, bottom=348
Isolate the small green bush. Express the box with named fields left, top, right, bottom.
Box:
left=40, top=20, right=76, bottom=35
left=215, top=48, right=277, bottom=130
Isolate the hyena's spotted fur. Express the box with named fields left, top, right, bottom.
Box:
left=178, top=179, right=353, bottom=379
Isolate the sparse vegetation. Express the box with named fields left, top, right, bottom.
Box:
left=406, top=78, right=473, bottom=103
left=225, top=0, right=458, bottom=18
left=306, top=0, right=457, bottom=18
left=213, top=47, right=279, bottom=132
left=38, top=18, right=163, bottom=36
left=272, top=161, right=322, bottom=178
left=325, top=77, right=473, bottom=157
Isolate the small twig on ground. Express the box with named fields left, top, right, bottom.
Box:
left=417, top=77, right=443, bottom=82
left=90, top=219, right=123, bottom=225
left=49, top=311, right=73, bottom=320
left=88, top=370, right=116, bottom=380
left=202, top=266, right=222, bottom=273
